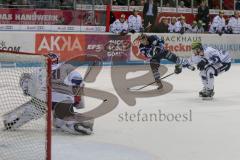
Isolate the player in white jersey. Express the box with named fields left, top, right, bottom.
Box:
left=128, top=9, right=143, bottom=33
left=173, top=16, right=192, bottom=34
left=49, top=53, right=93, bottom=135
left=110, top=14, right=128, bottom=34
left=2, top=53, right=93, bottom=135
left=209, top=10, right=225, bottom=34
left=226, top=11, right=240, bottom=34
left=179, top=41, right=231, bottom=99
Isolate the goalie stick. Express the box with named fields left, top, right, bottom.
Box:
left=127, top=72, right=175, bottom=91
left=83, top=61, right=97, bottom=81
left=73, top=60, right=97, bottom=97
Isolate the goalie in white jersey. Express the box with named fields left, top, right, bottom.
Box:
left=3, top=53, right=94, bottom=135
left=49, top=53, right=93, bottom=135
left=180, top=41, right=231, bottom=99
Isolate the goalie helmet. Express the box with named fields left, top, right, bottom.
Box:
left=47, top=52, right=59, bottom=65
left=64, top=71, right=83, bottom=86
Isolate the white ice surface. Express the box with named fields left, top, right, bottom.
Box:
left=52, top=64, right=240, bottom=160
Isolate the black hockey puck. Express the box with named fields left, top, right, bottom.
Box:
left=103, top=99, right=107, bottom=102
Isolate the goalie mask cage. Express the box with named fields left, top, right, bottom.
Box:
left=0, top=51, right=51, bottom=160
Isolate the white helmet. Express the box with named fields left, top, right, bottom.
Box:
left=64, top=71, right=83, bottom=86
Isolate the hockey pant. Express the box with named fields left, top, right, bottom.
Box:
left=52, top=102, right=93, bottom=135
left=3, top=98, right=46, bottom=130
left=150, top=50, right=179, bottom=81
left=200, top=62, right=231, bottom=90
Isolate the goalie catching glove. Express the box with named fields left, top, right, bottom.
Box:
left=19, top=73, right=32, bottom=96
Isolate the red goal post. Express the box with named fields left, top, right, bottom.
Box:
left=0, top=50, right=52, bottom=160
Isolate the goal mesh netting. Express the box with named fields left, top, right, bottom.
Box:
left=0, top=51, right=51, bottom=160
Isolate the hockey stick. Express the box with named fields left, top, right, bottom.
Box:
left=128, top=72, right=175, bottom=91
left=83, top=61, right=97, bottom=81
left=75, top=61, right=97, bottom=96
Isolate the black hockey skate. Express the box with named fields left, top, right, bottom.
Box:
left=155, top=79, right=163, bottom=90
left=201, top=89, right=215, bottom=100
left=199, top=88, right=206, bottom=97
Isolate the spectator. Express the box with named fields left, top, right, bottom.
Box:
left=163, top=0, right=176, bottom=7
left=174, top=16, right=192, bottom=34
left=78, top=0, right=91, bottom=4
left=78, top=0, right=102, bottom=5
left=154, top=17, right=169, bottom=33
left=55, top=16, right=66, bottom=25
left=101, top=0, right=109, bottom=4
left=155, top=0, right=161, bottom=6
left=226, top=11, right=240, bottom=33
left=209, top=10, right=225, bottom=34
left=110, top=11, right=116, bottom=24
left=95, top=0, right=104, bottom=5
left=140, top=0, right=145, bottom=5
left=128, top=9, right=143, bottom=33
left=165, top=2, right=170, bottom=7
left=112, top=0, right=118, bottom=5
left=197, top=20, right=205, bottom=33
left=143, top=0, right=158, bottom=31
left=130, top=0, right=137, bottom=5
left=197, top=1, right=209, bottom=31
left=18, top=0, right=32, bottom=8
left=192, top=20, right=205, bottom=33
left=5, top=0, right=15, bottom=8
left=184, top=0, right=191, bottom=7
left=117, top=0, right=127, bottom=5
left=236, top=0, right=240, bottom=10
left=83, top=11, right=95, bottom=25
left=110, top=14, right=128, bottom=34
left=178, top=1, right=185, bottom=8
left=58, top=0, right=73, bottom=9
left=168, top=17, right=177, bottom=32
left=191, top=21, right=198, bottom=32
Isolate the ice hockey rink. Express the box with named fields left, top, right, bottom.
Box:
left=52, top=64, right=240, bottom=160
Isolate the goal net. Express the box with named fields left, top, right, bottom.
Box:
left=0, top=51, right=51, bottom=160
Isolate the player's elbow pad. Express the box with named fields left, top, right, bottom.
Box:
left=210, top=56, right=221, bottom=63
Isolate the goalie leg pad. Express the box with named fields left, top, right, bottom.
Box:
left=3, top=100, right=45, bottom=130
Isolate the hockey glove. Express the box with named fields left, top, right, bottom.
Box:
left=19, top=73, right=32, bottom=96
left=120, top=30, right=128, bottom=36
left=174, top=64, right=182, bottom=74
left=187, top=65, right=196, bottom=71
left=180, top=27, right=185, bottom=34
left=197, top=59, right=208, bottom=71
left=129, top=29, right=136, bottom=34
